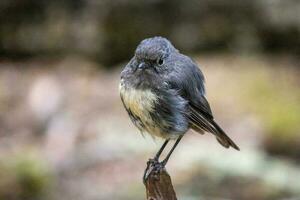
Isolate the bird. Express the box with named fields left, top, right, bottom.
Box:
left=119, top=36, right=239, bottom=180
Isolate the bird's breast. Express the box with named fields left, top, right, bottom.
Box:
left=119, top=80, right=157, bottom=117
left=119, top=80, right=170, bottom=138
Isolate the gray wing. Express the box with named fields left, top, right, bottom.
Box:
left=166, top=54, right=239, bottom=150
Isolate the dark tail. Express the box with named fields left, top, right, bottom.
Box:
left=211, top=120, right=240, bottom=151
left=189, top=106, right=239, bottom=150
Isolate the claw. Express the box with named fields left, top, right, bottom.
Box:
left=143, top=159, right=157, bottom=184
left=143, top=158, right=165, bottom=184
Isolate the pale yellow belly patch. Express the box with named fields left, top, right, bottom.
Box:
left=119, top=82, right=166, bottom=138
left=120, top=84, right=157, bottom=117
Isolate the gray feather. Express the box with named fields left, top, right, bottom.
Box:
left=120, top=36, right=239, bottom=150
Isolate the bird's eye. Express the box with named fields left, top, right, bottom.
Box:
left=157, top=58, right=164, bottom=65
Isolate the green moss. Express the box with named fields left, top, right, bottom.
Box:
left=0, top=153, right=53, bottom=200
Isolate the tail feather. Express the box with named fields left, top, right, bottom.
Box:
left=190, top=116, right=240, bottom=150
left=216, top=137, right=230, bottom=148
left=211, top=120, right=240, bottom=151
left=189, top=106, right=240, bottom=150
left=190, top=124, right=205, bottom=134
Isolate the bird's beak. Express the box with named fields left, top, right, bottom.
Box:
left=138, top=62, right=148, bottom=70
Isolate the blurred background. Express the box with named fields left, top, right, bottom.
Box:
left=0, top=0, right=300, bottom=199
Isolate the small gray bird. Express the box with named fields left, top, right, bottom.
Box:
left=119, top=37, right=239, bottom=179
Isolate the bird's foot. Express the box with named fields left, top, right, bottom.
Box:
left=143, top=158, right=165, bottom=184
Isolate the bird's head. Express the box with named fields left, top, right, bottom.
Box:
left=121, top=37, right=178, bottom=89
left=133, top=37, right=177, bottom=73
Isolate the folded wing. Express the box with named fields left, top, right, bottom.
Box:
left=166, top=54, right=239, bottom=150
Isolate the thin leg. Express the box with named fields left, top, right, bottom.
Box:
left=143, top=136, right=183, bottom=184
left=154, top=139, right=169, bottom=161
left=143, top=139, right=169, bottom=183
left=161, top=135, right=183, bottom=166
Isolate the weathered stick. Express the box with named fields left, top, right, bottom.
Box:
left=144, top=162, right=177, bottom=200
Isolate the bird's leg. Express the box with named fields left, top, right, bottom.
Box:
left=143, top=139, right=169, bottom=183
left=154, top=139, right=169, bottom=161
left=143, top=136, right=184, bottom=184
left=161, top=135, right=183, bottom=166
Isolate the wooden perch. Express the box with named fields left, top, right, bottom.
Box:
left=144, top=161, right=177, bottom=200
